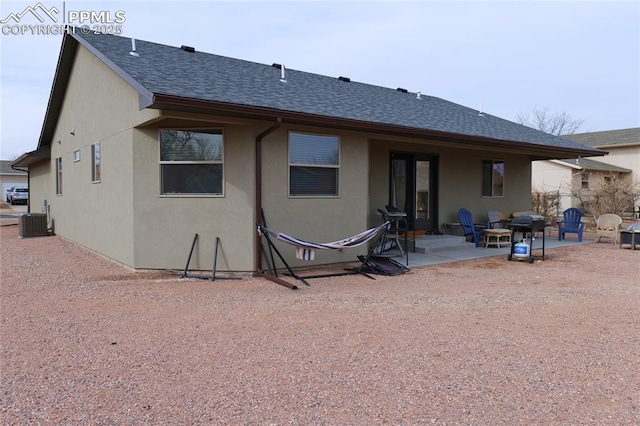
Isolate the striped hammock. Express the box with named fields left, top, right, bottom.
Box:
left=259, top=221, right=390, bottom=260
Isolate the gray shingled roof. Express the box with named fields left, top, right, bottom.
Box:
left=59, top=32, right=601, bottom=156
left=566, top=128, right=640, bottom=147
left=557, top=158, right=631, bottom=173
left=0, top=160, right=26, bottom=175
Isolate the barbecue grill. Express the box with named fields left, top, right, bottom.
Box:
left=508, top=214, right=548, bottom=263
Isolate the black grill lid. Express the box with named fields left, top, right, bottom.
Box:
left=512, top=214, right=545, bottom=225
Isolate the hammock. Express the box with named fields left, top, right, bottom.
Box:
left=259, top=221, right=390, bottom=260
left=257, top=216, right=395, bottom=289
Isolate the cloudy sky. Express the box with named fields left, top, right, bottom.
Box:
left=1, top=0, right=638, bottom=159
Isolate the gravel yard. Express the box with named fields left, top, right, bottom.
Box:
left=1, top=224, right=639, bottom=424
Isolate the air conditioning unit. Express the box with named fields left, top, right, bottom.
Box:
left=18, top=213, right=48, bottom=238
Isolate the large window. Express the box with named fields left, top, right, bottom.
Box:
left=91, top=142, right=101, bottom=182
left=482, top=160, right=504, bottom=197
left=159, top=129, right=224, bottom=195
left=289, top=132, right=339, bottom=196
left=55, top=157, right=63, bottom=195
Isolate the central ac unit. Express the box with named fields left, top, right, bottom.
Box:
left=18, top=213, right=48, bottom=238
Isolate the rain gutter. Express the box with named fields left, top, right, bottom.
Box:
left=149, top=94, right=605, bottom=159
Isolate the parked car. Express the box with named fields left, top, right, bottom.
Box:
left=5, top=186, right=16, bottom=202
left=7, top=187, right=28, bottom=205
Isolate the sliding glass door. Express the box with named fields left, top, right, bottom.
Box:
left=390, top=153, right=437, bottom=231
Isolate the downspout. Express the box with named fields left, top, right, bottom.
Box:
left=254, top=118, right=282, bottom=275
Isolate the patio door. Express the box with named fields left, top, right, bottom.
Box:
left=389, top=153, right=438, bottom=231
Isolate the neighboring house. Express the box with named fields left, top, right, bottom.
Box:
left=13, top=32, right=602, bottom=273
left=1, top=160, right=28, bottom=202
left=533, top=128, right=640, bottom=214
left=531, top=157, right=632, bottom=213
left=568, top=127, right=640, bottom=183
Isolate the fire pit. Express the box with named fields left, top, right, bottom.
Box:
left=619, top=222, right=640, bottom=250
left=507, top=214, right=548, bottom=263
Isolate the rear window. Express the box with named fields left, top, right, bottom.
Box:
left=15, top=188, right=28, bottom=192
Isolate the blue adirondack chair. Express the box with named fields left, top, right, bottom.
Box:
left=557, top=207, right=585, bottom=242
left=458, top=208, right=486, bottom=247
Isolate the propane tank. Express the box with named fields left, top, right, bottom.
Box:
left=513, top=239, right=530, bottom=260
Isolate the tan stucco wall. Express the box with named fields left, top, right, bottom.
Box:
left=115, top=118, right=538, bottom=272
left=441, top=151, right=533, bottom=224
left=130, top=123, right=257, bottom=272
left=29, top=43, right=158, bottom=266
left=531, top=160, right=575, bottom=210
left=125, top=121, right=370, bottom=272
left=25, top=160, right=50, bottom=214
left=261, top=125, right=370, bottom=269
left=586, top=147, right=640, bottom=209
left=586, top=146, right=640, bottom=179
left=606, top=146, right=640, bottom=211
left=370, top=138, right=534, bottom=228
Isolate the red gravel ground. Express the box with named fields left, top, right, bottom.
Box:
left=1, top=224, right=639, bottom=424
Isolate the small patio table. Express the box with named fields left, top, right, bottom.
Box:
left=483, top=228, right=511, bottom=248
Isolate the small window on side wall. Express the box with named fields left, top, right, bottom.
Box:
left=159, top=129, right=224, bottom=195
left=55, top=157, right=63, bottom=195
left=289, top=132, right=339, bottom=197
left=73, top=150, right=81, bottom=162
left=91, top=143, right=101, bottom=182
left=482, top=160, right=504, bottom=197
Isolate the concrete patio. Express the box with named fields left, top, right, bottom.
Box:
left=384, top=230, right=596, bottom=268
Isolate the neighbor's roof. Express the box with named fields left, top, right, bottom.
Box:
left=565, top=127, right=640, bottom=148
left=33, top=31, right=603, bottom=160
left=0, top=160, right=27, bottom=174
left=553, top=157, right=632, bottom=173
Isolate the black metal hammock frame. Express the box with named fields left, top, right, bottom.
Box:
left=168, top=234, right=243, bottom=281
left=257, top=216, right=391, bottom=290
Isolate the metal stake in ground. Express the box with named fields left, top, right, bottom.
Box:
left=212, top=237, right=220, bottom=281
left=182, top=233, right=199, bottom=278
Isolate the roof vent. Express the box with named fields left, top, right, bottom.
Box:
left=396, top=88, right=408, bottom=93
left=279, top=64, right=287, bottom=83
left=129, top=38, right=139, bottom=57
left=338, top=76, right=351, bottom=82
left=272, top=63, right=287, bottom=83
left=416, top=90, right=421, bottom=100
left=180, top=45, right=195, bottom=53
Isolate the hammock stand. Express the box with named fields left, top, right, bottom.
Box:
left=257, top=220, right=391, bottom=290
left=167, top=234, right=243, bottom=281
